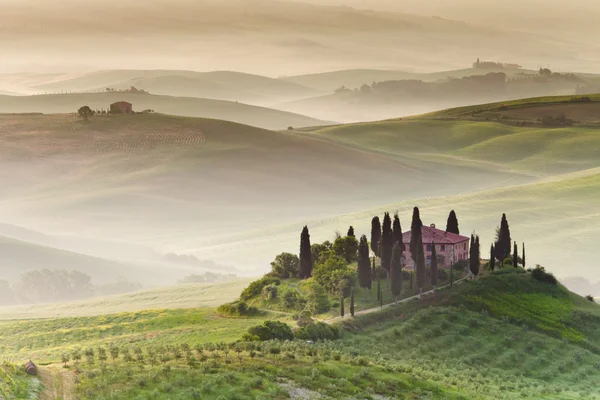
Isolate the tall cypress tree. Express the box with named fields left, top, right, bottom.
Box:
left=381, top=212, right=394, bottom=277
left=469, top=234, right=480, bottom=278
left=357, top=235, right=373, bottom=295
left=513, top=241, right=518, bottom=268
left=390, top=242, right=403, bottom=304
left=430, top=241, right=438, bottom=292
left=446, top=210, right=460, bottom=234
left=340, top=295, right=345, bottom=318
left=370, top=216, right=381, bottom=257
left=410, top=207, right=425, bottom=297
left=490, top=243, right=496, bottom=272
left=347, top=226, right=355, bottom=237
left=522, top=243, right=526, bottom=269
left=495, top=213, right=511, bottom=262
left=299, top=226, right=313, bottom=279
left=372, top=257, right=376, bottom=284
left=350, top=288, right=355, bottom=317
left=393, top=213, right=403, bottom=245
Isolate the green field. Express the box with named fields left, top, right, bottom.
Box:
left=0, top=279, right=252, bottom=321
left=2, top=269, right=599, bottom=399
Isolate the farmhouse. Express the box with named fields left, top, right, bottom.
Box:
left=402, top=224, right=470, bottom=269
left=110, top=101, right=133, bottom=114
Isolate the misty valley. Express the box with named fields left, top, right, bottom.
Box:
left=0, top=1, right=599, bottom=399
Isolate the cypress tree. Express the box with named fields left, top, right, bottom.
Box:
left=390, top=242, right=403, bottom=304
left=340, top=295, right=344, bottom=318
left=495, top=213, right=511, bottom=262
left=446, top=210, right=460, bottom=234
left=513, top=241, right=518, bottom=268
left=469, top=234, right=480, bottom=278
left=350, top=288, right=355, bottom=317
left=299, top=226, right=313, bottom=279
left=430, top=241, right=438, bottom=292
left=393, top=213, right=403, bottom=245
left=410, top=207, right=425, bottom=297
left=381, top=212, right=394, bottom=277
left=357, top=235, right=373, bottom=295
left=347, top=226, right=355, bottom=237
left=370, top=216, right=381, bottom=257
left=450, top=262, right=454, bottom=287
left=490, top=243, right=496, bottom=271
left=522, top=243, right=526, bottom=269
left=410, top=270, right=413, bottom=290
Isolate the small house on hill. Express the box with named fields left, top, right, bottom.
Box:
left=110, top=101, right=133, bottom=114
left=402, top=224, right=470, bottom=270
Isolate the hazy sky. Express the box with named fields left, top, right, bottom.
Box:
left=1, top=0, right=599, bottom=74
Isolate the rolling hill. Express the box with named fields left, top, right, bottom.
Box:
left=281, top=66, right=536, bottom=92
left=0, top=92, right=331, bottom=130
left=25, top=70, right=320, bottom=105
left=1, top=268, right=599, bottom=399
left=0, top=95, right=598, bottom=281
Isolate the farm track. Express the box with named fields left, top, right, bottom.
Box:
left=38, top=365, right=75, bottom=400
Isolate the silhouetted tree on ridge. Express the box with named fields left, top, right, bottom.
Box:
left=370, top=216, right=381, bottom=257
left=357, top=235, right=372, bottom=296
left=381, top=212, right=394, bottom=279
left=446, top=210, right=460, bottom=234
left=299, top=226, right=313, bottom=279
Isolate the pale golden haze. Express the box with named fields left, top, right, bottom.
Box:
left=2, top=0, right=600, bottom=74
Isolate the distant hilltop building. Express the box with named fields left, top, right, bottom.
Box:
left=402, top=224, right=470, bottom=270
left=110, top=101, right=133, bottom=114
left=473, top=58, right=522, bottom=69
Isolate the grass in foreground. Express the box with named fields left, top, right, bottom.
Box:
left=3, top=269, right=600, bottom=399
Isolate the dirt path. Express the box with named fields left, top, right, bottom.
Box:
left=325, top=276, right=469, bottom=323
left=38, top=365, right=76, bottom=400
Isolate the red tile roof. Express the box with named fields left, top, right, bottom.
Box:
left=402, top=224, right=469, bottom=245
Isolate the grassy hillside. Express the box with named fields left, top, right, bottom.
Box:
left=26, top=70, right=320, bottom=105
left=282, top=67, right=535, bottom=92
left=421, top=93, right=600, bottom=122
left=0, top=279, right=252, bottom=320
left=2, top=269, right=599, bottom=399
left=0, top=112, right=532, bottom=273
left=0, top=92, right=331, bottom=130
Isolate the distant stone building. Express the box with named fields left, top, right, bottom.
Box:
left=402, top=224, right=470, bottom=270
left=110, top=101, right=133, bottom=114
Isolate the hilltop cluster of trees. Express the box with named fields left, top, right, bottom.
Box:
left=0, top=270, right=142, bottom=306
left=333, top=68, right=585, bottom=106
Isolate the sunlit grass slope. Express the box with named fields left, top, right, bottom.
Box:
left=0, top=279, right=252, bottom=320
left=307, top=118, right=600, bottom=175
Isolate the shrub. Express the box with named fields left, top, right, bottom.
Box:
left=243, top=321, right=294, bottom=341
left=295, top=322, right=341, bottom=342
left=262, top=284, right=278, bottom=300
left=332, top=235, right=359, bottom=263
left=282, top=289, right=302, bottom=310
left=313, top=255, right=356, bottom=295
left=531, top=265, right=557, bottom=285
left=269, top=253, right=300, bottom=279
left=240, top=277, right=281, bottom=301
left=586, top=295, right=595, bottom=303
left=301, top=279, right=331, bottom=314
left=452, top=260, right=468, bottom=272
left=217, top=301, right=260, bottom=317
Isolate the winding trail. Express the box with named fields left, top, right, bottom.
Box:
left=38, top=365, right=76, bottom=400
left=324, top=275, right=469, bottom=323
